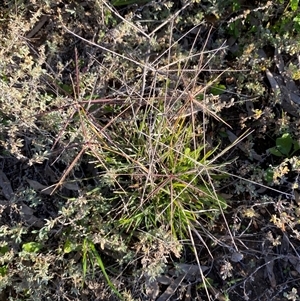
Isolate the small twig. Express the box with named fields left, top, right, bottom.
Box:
left=50, top=147, right=86, bottom=195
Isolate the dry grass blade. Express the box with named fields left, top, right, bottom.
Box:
left=148, top=0, right=192, bottom=37
left=59, top=20, right=152, bottom=73
left=99, top=0, right=151, bottom=39
left=50, top=146, right=86, bottom=195
left=226, top=129, right=263, bottom=162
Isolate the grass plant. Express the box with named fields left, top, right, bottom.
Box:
left=1, top=0, right=300, bottom=300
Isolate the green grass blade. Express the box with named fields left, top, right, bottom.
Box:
left=82, top=238, right=88, bottom=286
left=89, top=241, right=124, bottom=300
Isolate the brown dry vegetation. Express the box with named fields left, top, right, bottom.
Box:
left=1, top=0, right=300, bottom=300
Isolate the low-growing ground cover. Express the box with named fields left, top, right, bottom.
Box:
left=0, top=0, right=300, bottom=300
